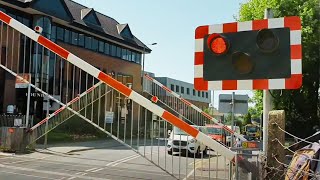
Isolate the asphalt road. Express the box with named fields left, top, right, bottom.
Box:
left=0, top=139, right=247, bottom=180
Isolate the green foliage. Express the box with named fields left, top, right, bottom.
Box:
left=243, top=112, right=252, bottom=125
left=239, top=0, right=320, bottom=137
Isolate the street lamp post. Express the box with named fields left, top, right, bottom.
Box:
left=141, top=43, right=157, bottom=87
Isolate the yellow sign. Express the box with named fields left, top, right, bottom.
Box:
left=242, top=141, right=258, bottom=148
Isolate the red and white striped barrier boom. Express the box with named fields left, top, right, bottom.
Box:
left=30, top=81, right=103, bottom=131
left=144, top=74, right=246, bottom=141
left=0, top=11, right=236, bottom=161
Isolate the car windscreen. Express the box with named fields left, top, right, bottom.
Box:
left=247, top=126, right=257, bottom=132
left=207, top=127, right=222, bottom=135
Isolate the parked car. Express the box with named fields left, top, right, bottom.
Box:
left=167, top=125, right=208, bottom=157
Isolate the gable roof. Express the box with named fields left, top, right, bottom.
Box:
left=8, top=0, right=151, bottom=53
left=117, top=23, right=134, bottom=38
left=63, top=0, right=150, bottom=52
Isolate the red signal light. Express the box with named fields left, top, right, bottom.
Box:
left=207, top=34, right=229, bottom=55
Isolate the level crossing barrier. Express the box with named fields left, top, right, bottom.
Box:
left=0, top=11, right=259, bottom=179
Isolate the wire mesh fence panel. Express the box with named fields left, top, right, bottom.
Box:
left=0, top=12, right=262, bottom=179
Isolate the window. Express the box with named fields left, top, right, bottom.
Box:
left=122, top=48, right=127, bottom=60
left=116, top=46, right=121, bottom=57
left=51, top=26, right=56, bottom=41
left=136, top=53, right=142, bottom=64
left=193, top=89, right=195, bottom=96
left=202, top=92, right=204, bottom=97
left=104, top=43, right=110, bottom=55
left=98, top=41, right=104, bottom=52
left=57, top=27, right=64, bottom=40
left=187, top=88, right=190, bottom=95
left=64, top=29, right=70, bottom=43
left=181, top=87, right=184, bottom=94
left=92, top=38, right=98, bottom=51
left=71, top=31, right=78, bottom=45
left=127, top=50, right=132, bottom=61
left=171, top=84, right=174, bottom=91
left=198, top=91, right=200, bottom=97
left=78, top=34, right=85, bottom=47
left=176, top=85, right=179, bottom=93
left=132, top=52, right=136, bottom=62
left=111, top=45, right=116, bottom=56
left=85, top=36, right=92, bottom=49
left=206, top=92, right=208, bottom=98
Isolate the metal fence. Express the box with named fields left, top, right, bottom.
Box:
left=0, top=114, right=27, bottom=127
left=0, top=11, right=261, bottom=179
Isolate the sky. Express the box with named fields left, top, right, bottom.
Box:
left=74, top=0, right=253, bottom=108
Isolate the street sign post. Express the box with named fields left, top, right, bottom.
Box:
left=218, top=94, right=248, bottom=114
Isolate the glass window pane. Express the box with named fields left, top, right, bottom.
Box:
left=85, top=36, right=92, bottom=49
left=51, top=26, right=56, bottom=41
left=171, top=84, right=174, bottom=91
left=206, top=92, right=208, bottom=98
left=111, top=45, right=116, bottom=56
left=136, top=53, right=141, bottom=64
left=176, top=85, right=179, bottom=92
left=17, top=16, right=23, bottom=23
left=181, top=87, right=184, bottom=94
left=71, top=31, right=78, bottom=45
left=193, top=89, right=195, bottom=96
left=127, top=50, right=132, bottom=61
left=92, top=38, right=98, bottom=51
left=132, top=52, right=136, bottom=62
left=104, top=43, right=110, bottom=54
left=98, top=41, right=104, bottom=52
left=122, top=48, right=127, bottom=60
left=64, top=29, right=70, bottom=43
left=78, top=34, right=85, bottom=47
left=187, top=88, right=190, bottom=95
left=23, top=18, right=30, bottom=26
left=202, top=92, right=204, bottom=97
left=57, top=27, right=64, bottom=40
left=116, top=47, right=121, bottom=57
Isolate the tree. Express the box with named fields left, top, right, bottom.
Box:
left=243, top=112, right=252, bottom=125
left=239, top=0, right=320, bottom=137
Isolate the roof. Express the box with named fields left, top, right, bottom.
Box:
left=9, top=0, right=151, bottom=53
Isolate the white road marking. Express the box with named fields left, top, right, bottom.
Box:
left=0, top=170, right=57, bottom=180
left=91, top=168, right=104, bottom=172
left=105, top=154, right=139, bottom=166
left=0, top=163, right=109, bottom=180
left=67, top=172, right=87, bottom=180
left=111, top=155, right=141, bottom=167
left=85, top=167, right=98, bottom=172
left=4, top=155, right=53, bottom=164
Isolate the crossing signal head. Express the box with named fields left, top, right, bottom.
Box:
left=194, top=17, right=302, bottom=90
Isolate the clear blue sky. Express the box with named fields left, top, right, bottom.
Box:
left=74, top=0, right=252, bottom=108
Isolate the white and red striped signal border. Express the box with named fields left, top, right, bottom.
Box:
left=144, top=74, right=246, bottom=141
left=194, top=16, right=302, bottom=90
left=0, top=11, right=236, bottom=161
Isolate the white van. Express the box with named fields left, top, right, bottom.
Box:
left=167, top=125, right=208, bottom=157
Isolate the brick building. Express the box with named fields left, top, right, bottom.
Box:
left=0, top=0, right=151, bottom=119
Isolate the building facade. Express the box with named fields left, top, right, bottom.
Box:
left=154, top=77, right=212, bottom=110
left=0, top=0, right=151, bottom=122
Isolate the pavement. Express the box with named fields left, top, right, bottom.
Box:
left=0, top=139, right=256, bottom=180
